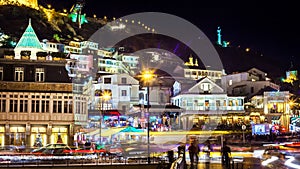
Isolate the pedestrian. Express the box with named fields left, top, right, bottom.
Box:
left=188, top=141, right=200, bottom=165
left=221, top=142, right=231, bottom=169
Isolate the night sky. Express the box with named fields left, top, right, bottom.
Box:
left=40, top=0, right=299, bottom=66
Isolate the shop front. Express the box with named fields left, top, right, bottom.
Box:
left=0, top=126, right=4, bottom=146
left=9, top=126, right=26, bottom=146
left=30, top=126, right=47, bottom=147
left=50, top=127, right=68, bottom=144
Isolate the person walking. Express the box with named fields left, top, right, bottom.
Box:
left=188, top=141, right=200, bottom=165
left=221, top=142, right=231, bottom=169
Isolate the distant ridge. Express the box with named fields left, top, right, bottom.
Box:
left=0, top=5, right=288, bottom=82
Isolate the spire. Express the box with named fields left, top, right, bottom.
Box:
left=14, top=19, right=43, bottom=50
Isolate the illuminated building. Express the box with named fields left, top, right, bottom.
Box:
left=14, top=19, right=44, bottom=60
left=264, top=91, right=291, bottom=130
left=171, top=76, right=245, bottom=130
left=221, top=68, right=279, bottom=100
left=184, top=57, right=225, bottom=83
left=129, top=75, right=182, bottom=130
left=184, top=55, right=199, bottom=67
left=0, top=20, right=88, bottom=146
left=281, top=70, right=298, bottom=84
left=40, top=39, right=65, bottom=53
left=93, top=73, right=140, bottom=113
left=247, top=91, right=291, bottom=132
left=97, top=48, right=132, bottom=75
left=88, top=73, right=140, bottom=130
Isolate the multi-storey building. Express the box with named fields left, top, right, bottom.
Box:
left=221, top=68, right=280, bottom=100
left=92, top=73, right=140, bottom=113
left=0, top=20, right=88, bottom=147
left=247, top=91, right=291, bottom=132
left=183, top=55, right=225, bottom=83
left=41, top=39, right=65, bottom=53
left=172, top=76, right=245, bottom=130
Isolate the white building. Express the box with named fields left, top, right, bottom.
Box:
left=221, top=68, right=280, bottom=100
left=172, top=77, right=245, bottom=130
left=40, top=39, right=65, bottom=53
left=93, top=73, right=140, bottom=114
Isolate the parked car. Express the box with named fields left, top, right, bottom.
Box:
left=0, top=145, right=21, bottom=154
left=31, top=143, right=72, bottom=155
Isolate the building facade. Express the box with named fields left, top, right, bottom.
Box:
left=221, top=68, right=279, bottom=100
left=0, top=20, right=88, bottom=147
left=172, top=77, right=245, bottom=130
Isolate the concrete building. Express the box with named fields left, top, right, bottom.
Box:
left=221, top=68, right=280, bottom=100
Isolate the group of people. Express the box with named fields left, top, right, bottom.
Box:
left=188, top=140, right=231, bottom=168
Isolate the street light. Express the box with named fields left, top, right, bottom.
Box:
left=100, top=90, right=111, bottom=146
left=141, top=69, right=155, bottom=164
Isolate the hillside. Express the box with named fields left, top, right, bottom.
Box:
left=0, top=5, right=104, bottom=43
left=0, top=5, right=288, bottom=81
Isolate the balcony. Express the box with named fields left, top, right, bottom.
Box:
left=0, top=82, right=72, bottom=92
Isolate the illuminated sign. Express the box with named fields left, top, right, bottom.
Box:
left=252, top=124, right=270, bottom=135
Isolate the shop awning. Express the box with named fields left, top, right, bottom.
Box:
left=265, top=114, right=281, bottom=123
left=272, top=115, right=281, bottom=120
left=103, top=110, right=121, bottom=116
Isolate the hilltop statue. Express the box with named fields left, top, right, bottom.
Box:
left=217, top=26, right=222, bottom=45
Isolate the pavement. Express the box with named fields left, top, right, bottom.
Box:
left=186, top=157, right=262, bottom=169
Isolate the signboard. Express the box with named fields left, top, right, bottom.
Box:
left=252, top=124, right=270, bottom=135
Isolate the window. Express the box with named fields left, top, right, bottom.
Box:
left=216, top=100, right=220, bottom=107
left=104, top=78, right=111, bottom=84
left=229, top=100, right=233, bottom=106
left=9, top=100, right=18, bottom=112
left=121, top=90, right=127, bottom=96
left=229, top=80, right=232, bottom=86
left=121, top=77, right=127, bottom=84
left=53, top=100, right=57, bottom=113
left=159, top=93, right=164, bottom=103
left=205, top=100, right=209, bottom=111
left=201, top=83, right=211, bottom=93
left=122, top=105, right=126, bottom=112
left=0, top=99, right=6, bottom=112
left=20, top=100, right=28, bottom=113
left=251, top=87, right=254, bottom=93
left=0, top=67, right=3, bottom=81
left=35, top=68, right=45, bottom=82
left=15, top=67, right=24, bottom=81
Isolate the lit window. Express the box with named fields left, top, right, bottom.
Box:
left=15, top=67, right=24, bottom=81
left=35, top=68, right=45, bottom=82
left=229, top=80, right=232, bottom=86
left=0, top=67, right=3, bottom=81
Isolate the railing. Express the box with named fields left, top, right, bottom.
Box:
left=0, top=153, right=166, bottom=167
